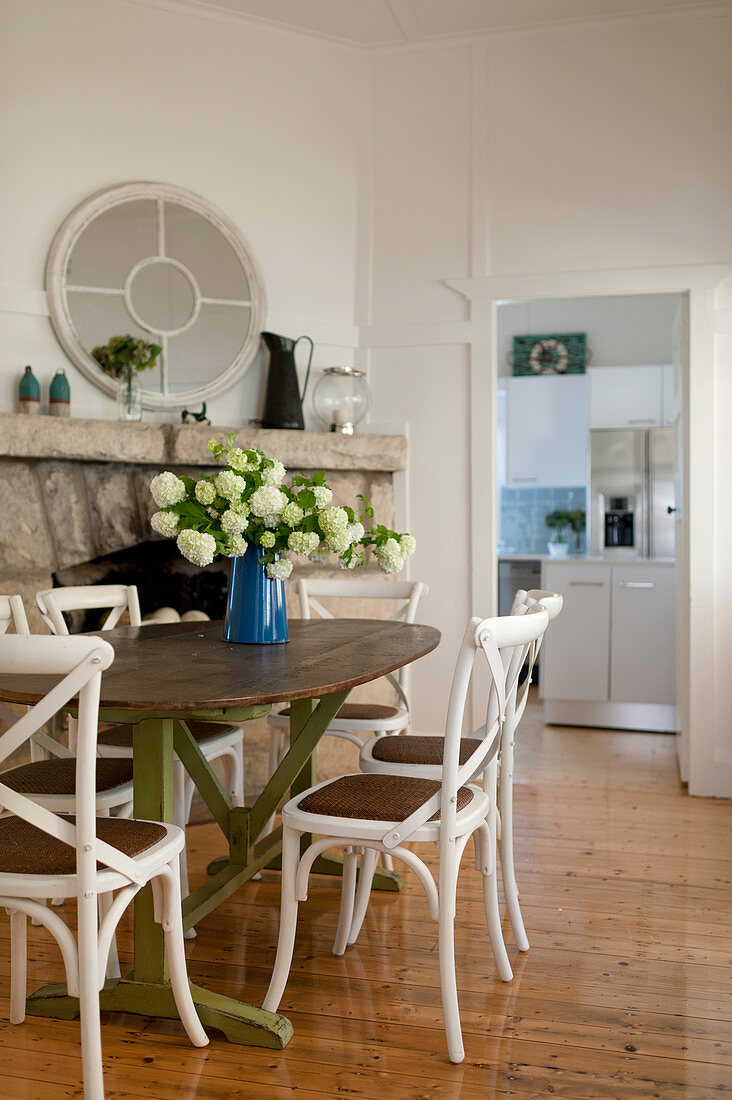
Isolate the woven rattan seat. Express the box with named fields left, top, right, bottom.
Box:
left=278, top=702, right=401, bottom=722
left=98, top=720, right=236, bottom=748
left=298, top=773, right=474, bottom=822
left=0, top=758, right=133, bottom=796
left=371, top=735, right=484, bottom=767
left=0, top=815, right=167, bottom=876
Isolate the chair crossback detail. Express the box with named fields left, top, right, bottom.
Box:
left=297, top=578, right=427, bottom=710
left=379, top=604, right=547, bottom=849
left=0, top=636, right=141, bottom=881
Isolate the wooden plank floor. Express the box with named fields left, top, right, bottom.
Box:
left=1, top=696, right=731, bottom=1098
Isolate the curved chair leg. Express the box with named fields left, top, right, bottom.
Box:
left=499, top=779, right=530, bottom=952
left=98, top=893, right=120, bottom=980
left=348, top=847, right=379, bottom=946
left=173, top=761, right=196, bottom=940
left=477, top=825, right=513, bottom=982
left=333, top=847, right=358, bottom=956
left=225, top=741, right=245, bottom=806
left=8, top=909, right=27, bottom=1024
left=77, top=890, right=105, bottom=1100
left=154, top=865, right=209, bottom=1048
left=438, top=842, right=465, bottom=1064
left=262, top=827, right=301, bottom=1013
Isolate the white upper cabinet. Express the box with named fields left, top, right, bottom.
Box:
left=588, top=365, right=666, bottom=430
left=506, top=375, right=588, bottom=488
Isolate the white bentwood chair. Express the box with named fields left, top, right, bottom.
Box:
left=36, top=584, right=246, bottom=913
left=262, top=606, right=550, bottom=1064
left=359, top=587, right=563, bottom=954
left=1, top=591, right=136, bottom=958
left=0, top=633, right=207, bottom=1100
left=267, top=577, right=428, bottom=759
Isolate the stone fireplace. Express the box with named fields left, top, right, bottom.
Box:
left=0, top=413, right=407, bottom=795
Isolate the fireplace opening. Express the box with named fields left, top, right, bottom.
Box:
left=53, top=540, right=231, bottom=632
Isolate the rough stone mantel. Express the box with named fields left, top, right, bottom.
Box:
left=0, top=413, right=406, bottom=622
left=0, top=414, right=406, bottom=473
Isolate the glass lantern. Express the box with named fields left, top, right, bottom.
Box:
left=312, top=366, right=371, bottom=435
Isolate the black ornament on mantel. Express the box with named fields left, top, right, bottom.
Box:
left=261, top=331, right=313, bottom=431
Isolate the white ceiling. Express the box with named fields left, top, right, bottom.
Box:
left=176, top=0, right=727, bottom=46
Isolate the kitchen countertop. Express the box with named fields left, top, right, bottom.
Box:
left=498, top=553, right=675, bottom=564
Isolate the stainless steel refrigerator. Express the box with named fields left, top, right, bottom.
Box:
left=590, top=429, right=675, bottom=558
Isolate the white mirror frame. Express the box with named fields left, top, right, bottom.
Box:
left=45, top=181, right=267, bottom=410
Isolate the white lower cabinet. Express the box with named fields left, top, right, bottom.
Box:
left=541, top=560, right=676, bottom=732
left=610, top=564, right=675, bottom=705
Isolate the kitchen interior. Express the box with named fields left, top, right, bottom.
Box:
left=497, top=293, right=683, bottom=734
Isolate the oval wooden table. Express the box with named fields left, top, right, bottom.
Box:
left=0, top=617, right=440, bottom=1050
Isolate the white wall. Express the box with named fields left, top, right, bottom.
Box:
left=0, top=0, right=367, bottom=424
left=362, top=13, right=732, bottom=784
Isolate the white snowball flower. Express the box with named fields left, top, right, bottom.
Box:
left=347, top=521, right=365, bottom=545
left=374, top=537, right=405, bottom=575
left=288, top=530, right=320, bottom=556
left=214, top=470, right=246, bottom=502
left=150, top=510, right=180, bottom=538
left=177, top=529, right=217, bottom=567
left=151, top=472, right=187, bottom=508
left=249, top=485, right=288, bottom=518
left=266, top=558, right=293, bottom=581
left=319, top=506, right=351, bottom=553
left=262, top=459, right=286, bottom=486
left=260, top=531, right=276, bottom=548
left=223, top=533, right=247, bottom=558
left=400, top=533, right=417, bottom=557
left=226, top=447, right=249, bottom=473
left=195, top=480, right=216, bottom=506
left=313, top=485, right=332, bottom=508
left=221, top=508, right=248, bottom=536
left=263, top=513, right=282, bottom=529
left=308, top=544, right=331, bottom=565
left=282, top=501, right=304, bottom=527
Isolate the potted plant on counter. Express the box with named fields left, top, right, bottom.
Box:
left=545, top=508, right=586, bottom=557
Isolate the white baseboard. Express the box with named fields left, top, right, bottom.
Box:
left=543, top=699, right=678, bottom=733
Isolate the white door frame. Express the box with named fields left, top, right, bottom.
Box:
left=447, top=262, right=732, bottom=797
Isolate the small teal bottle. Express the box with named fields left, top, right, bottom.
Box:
left=49, top=369, right=71, bottom=417
left=18, top=365, right=40, bottom=415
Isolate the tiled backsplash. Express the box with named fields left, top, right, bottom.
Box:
left=499, top=486, right=587, bottom=555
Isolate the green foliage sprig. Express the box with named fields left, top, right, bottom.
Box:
left=91, top=334, right=162, bottom=380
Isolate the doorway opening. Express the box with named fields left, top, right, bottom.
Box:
left=496, top=292, right=683, bottom=736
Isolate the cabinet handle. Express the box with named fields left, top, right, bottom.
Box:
left=568, top=581, right=604, bottom=587
left=628, top=418, right=656, bottom=425
left=619, top=581, right=655, bottom=588
left=512, top=476, right=538, bottom=483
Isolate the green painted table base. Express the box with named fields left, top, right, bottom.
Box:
left=26, top=978, right=293, bottom=1048
left=25, top=692, right=403, bottom=1046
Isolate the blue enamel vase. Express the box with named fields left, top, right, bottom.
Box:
left=223, top=543, right=288, bottom=644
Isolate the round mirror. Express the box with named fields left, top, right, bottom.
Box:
left=46, top=182, right=266, bottom=409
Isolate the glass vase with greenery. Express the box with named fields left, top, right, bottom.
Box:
left=91, top=334, right=161, bottom=421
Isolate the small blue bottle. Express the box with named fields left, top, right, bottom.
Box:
left=49, top=369, right=71, bottom=417
left=18, top=365, right=40, bottom=414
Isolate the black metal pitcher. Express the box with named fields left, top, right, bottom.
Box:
left=261, top=332, right=314, bottom=431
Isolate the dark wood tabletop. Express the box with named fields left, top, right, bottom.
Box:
left=0, top=618, right=440, bottom=712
